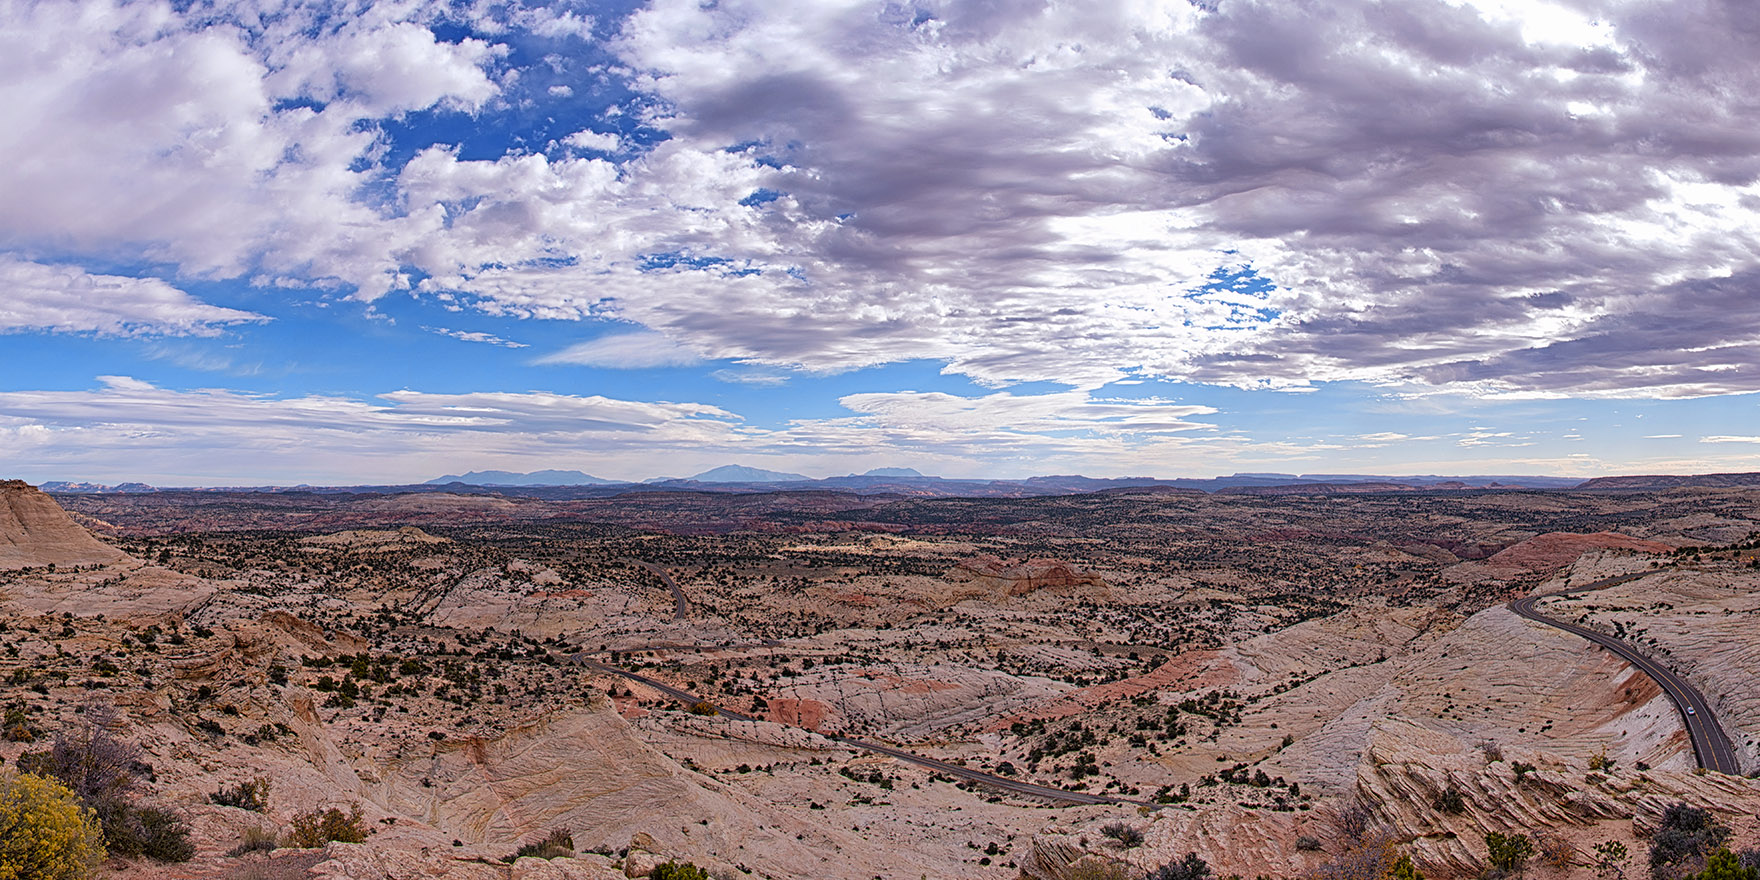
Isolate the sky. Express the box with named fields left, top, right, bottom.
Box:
left=2, top=0, right=1759, bottom=486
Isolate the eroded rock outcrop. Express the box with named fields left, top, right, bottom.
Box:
left=0, top=479, right=129, bottom=570
left=953, top=555, right=1106, bottom=596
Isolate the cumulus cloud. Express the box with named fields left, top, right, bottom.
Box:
left=8, top=0, right=1760, bottom=399
left=0, top=257, right=266, bottom=335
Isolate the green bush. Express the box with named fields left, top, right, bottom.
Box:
left=652, top=861, right=711, bottom=880
left=1486, top=832, right=1535, bottom=878
left=1687, top=850, right=1758, bottom=880
left=0, top=771, right=106, bottom=880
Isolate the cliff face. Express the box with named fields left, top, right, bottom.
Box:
left=0, top=479, right=129, bottom=570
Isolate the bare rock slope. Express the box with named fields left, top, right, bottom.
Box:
left=0, top=479, right=129, bottom=570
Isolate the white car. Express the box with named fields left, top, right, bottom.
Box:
left=1686, top=706, right=1696, bottom=716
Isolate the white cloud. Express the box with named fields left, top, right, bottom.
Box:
left=6, top=1, right=1760, bottom=400
left=562, top=129, right=620, bottom=152
left=535, top=331, right=703, bottom=368
left=0, top=256, right=266, bottom=335
left=1702, top=435, right=1760, bottom=444
left=422, top=326, right=527, bottom=348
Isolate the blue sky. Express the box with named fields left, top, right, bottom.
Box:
left=1, top=0, right=1758, bottom=485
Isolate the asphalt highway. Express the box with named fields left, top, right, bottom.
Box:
left=568, top=654, right=1144, bottom=807
left=629, top=560, right=689, bottom=621
left=1508, top=569, right=1742, bottom=775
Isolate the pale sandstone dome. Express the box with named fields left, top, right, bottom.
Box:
left=0, top=479, right=130, bottom=570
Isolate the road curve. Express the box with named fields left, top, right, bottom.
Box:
left=629, top=560, right=689, bottom=621
left=568, top=654, right=1145, bottom=807
left=1508, top=570, right=1742, bottom=775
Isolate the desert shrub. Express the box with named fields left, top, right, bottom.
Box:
left=1297, top=836, right=1324, bottom=852
left=0, top=771, right=106, bottom=880
left=1649, top=804, right=1729, bottom=880
left=507, top=828, right=574, bottom=861
left=210, top=777, right=271, bottom=812
left=651, top=861, right=710, bottom=880
left=36, top=707, right=139, bottom=809
left=1434, top=786, right=1466, bottom=814
left=1485, top=832, right=1536, bottom=878
left=3, top=703, right=37, bottom=743
left=22, top=706, right=191, bottom=863
left=285, top=804, right=367, bottom=848
left=1309, top=833, right=1398, bottom=880
left=1148, top=852, right=1213, bottom=880
left=1595, top=842, right=1631, bottom=880
left=1511, top=762, right=1537, bottom=783
left=228, top=825, right=278, bottom=857
left=1479, top=740, right=1504, bottom=763
left=1391, top=854, right=1425, bottom=880
left=1327, top=796, right=1376, bottom=845
left=1738, top=851, right=1760, bottom=874
left=1537, top=833, right=1576, bottom=870
left=1686, top=850, right=1758, bottom=880
left=1069, top=860, right=1135, bottom=880
left=114, top=806, right=193, bottom=862
left=1101, top=821, right=1145, bottom=848
left=687, top=701, right=717, bottom=716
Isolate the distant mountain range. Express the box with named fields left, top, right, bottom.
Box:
left=425, top=469, right=621, bottom=486
left=37, top=469, right=1756, bottom=497
left=663, top=464, right=811, bottom=483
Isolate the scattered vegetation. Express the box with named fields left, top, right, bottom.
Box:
left=1649, top=804, right=1729, bottom=880
left=15, top=706, right=192, bottom=863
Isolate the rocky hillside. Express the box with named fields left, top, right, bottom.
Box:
left=0, top=479, right=129, bottom=570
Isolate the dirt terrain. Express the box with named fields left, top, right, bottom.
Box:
left=2, top=481, right=1757, bottom=879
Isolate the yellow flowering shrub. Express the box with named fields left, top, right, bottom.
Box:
left=0, top=771, right=105, bottom=880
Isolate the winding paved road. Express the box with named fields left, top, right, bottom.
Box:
left=1508, top=569, right=1741, bottom=775
left=568, top=654, right=1144, bottom=807
left=629, top=560, right=689, bottom=621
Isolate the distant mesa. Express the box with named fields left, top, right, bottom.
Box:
left=1574, top=471, right=1760, bottom=491
left=0, top=480, right=131, bottom=570
left=860, top=467, right=925, bottom=478
left=425, top=469, right=622, bottom=486
left=684, top=464, right=812, bottom=483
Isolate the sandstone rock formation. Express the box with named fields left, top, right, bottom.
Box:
left=0, top=479, right=129, bottom=570
left=953, top=555, right=1106, bottom=596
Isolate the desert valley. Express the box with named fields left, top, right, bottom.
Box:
left=1, top=475, right=1756, bottom=880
